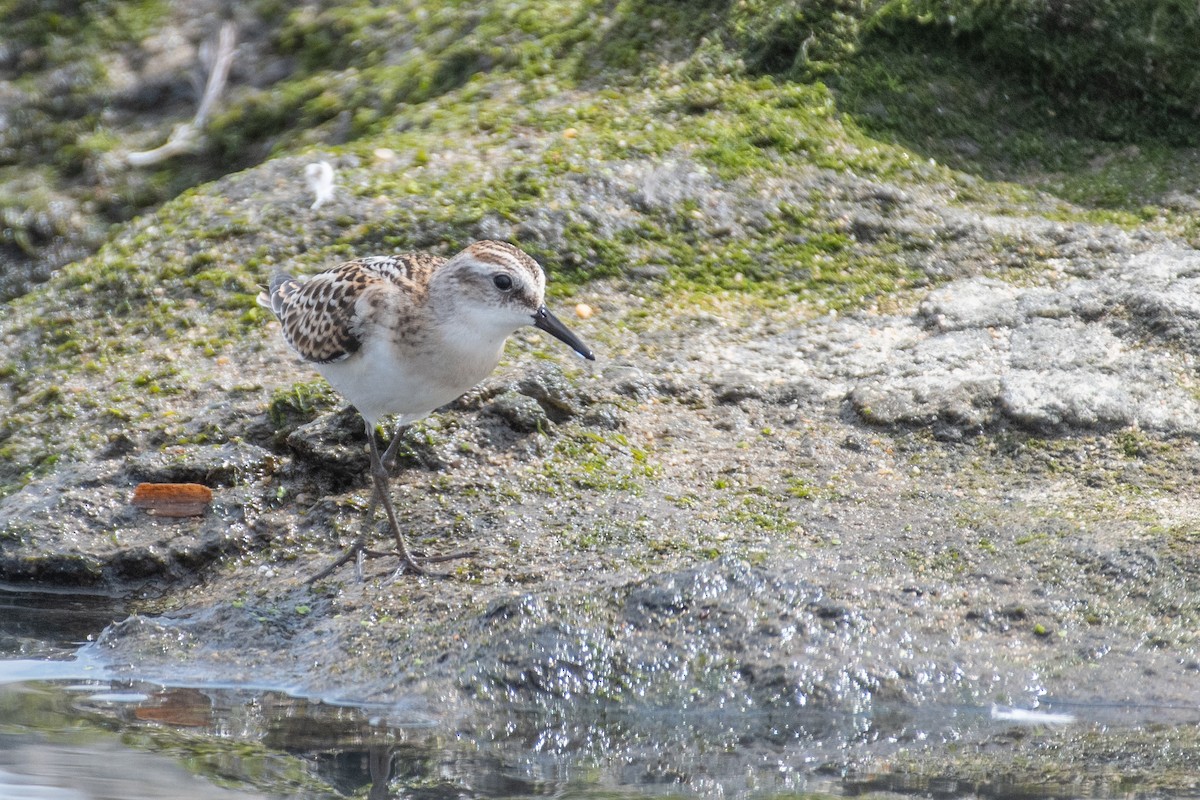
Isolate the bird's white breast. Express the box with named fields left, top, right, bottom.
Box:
left=315, top=322, right=506, bottom=427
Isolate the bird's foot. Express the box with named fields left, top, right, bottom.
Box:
left=306, top=533, right=368, bottom=584
left=308, top=542, right=477, bottom=582
left=362, top=546, right=478, bottom=577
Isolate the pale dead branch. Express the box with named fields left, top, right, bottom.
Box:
left=124, top=20, right=236, bottom=167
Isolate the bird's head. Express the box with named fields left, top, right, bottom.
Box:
left=437, top=240, right=595, bottom=360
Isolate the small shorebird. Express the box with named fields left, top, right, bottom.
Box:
left=258, top=240, right=595, bottom=580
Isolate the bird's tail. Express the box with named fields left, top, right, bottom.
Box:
left=256, top=273, right=301, bottom=317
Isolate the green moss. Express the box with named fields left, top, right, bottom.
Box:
left=131, top=366, right=182, bottom=396
left=835, top=18, right=1200, bottom=224
left=1, top=0, right=167, bottom=62
left=7, top=0, right=1200, bottom=319
left=329, top=67, right=929, bottom=305
left=267, top=380, right=339, bottom=430
left=736, top=0, right=865, bottom=81
left=726, top=493, right=803, bottom=536
left=874, top=0, right=1200, bottom=144
left=535, top=430, right=658, bottom=495
left=209, top=0, right=610, bottom=161
left=590, top=0, right=727, bottom=71
left=786, top=477, right=816, bottom=499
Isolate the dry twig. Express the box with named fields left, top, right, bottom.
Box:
left=124, top=21, right=236, bottom=167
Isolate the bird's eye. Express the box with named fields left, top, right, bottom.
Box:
left=492, top=273, right=514, bottom=291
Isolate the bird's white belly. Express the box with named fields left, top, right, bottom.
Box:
left=315, top=335, right=503, bottom=426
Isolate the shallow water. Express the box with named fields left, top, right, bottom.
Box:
left=2, top=585, right=867, bottom=800
left=2, top=587, right=1189, bottom=799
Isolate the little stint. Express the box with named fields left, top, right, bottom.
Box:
left=258, top=240, right=595, bottom=579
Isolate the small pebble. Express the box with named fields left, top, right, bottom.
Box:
left=575, top=303, right=593, bottom=319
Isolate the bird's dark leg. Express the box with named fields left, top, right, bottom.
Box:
left=365, top=426, right=427, bottom=575
left=368, top=427, right=479, bottom=571
left=308, top=419, right=475, bottom=582
left=307, top=420, right=424, bottom=580
left=380, top=427, right=407, bottom=472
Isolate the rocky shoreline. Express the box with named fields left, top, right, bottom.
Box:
left=6, top=153, right=1200, bottom=785
left=5, top=2, right=1200, bottom=788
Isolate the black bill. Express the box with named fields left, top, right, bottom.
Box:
left=533, top=305, right=595, bottom=361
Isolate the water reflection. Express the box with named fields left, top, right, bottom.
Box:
left=0, top=589, right=1186, bottom=799
left=2, top=673, right=896, bottom=799
left=3, top=673, right=1094, bottom=800
left=0, top=679, right=433, bottom=799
